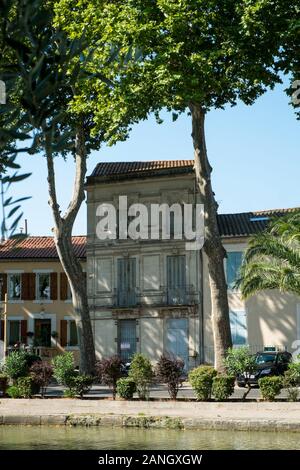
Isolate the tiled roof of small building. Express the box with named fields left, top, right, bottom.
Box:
left=0, top=236, right=86, bottom=260
left=87, top=160, right=194, bottom=182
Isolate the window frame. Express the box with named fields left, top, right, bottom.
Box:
left=7, top=272, right=22, bottom=301
left=35, top=272, right=51, bottom=301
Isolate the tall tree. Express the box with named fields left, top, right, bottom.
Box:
left=238, top=211, right=300, bottom=299
left=0, top=0, right=145, bottom=373
left=56, top=0, right=299, bottom=370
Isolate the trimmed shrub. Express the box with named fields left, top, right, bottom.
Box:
left=282, top=369, right=299, bottom=402
left=95, top=356, right=123, bottom=400
left=258, top=376, right=282, bottom=401
left=52, top=352, right=76, bottom=388
left=128, top=353, right=154, bottom=400
left=155, top=355, right=185, bottom=400
left=7, top=385, right=22, bottom=398
left=0, top=373, right=9, bottom=396
left=4, top=351, right=28, bottom=381
left=30, top=361, right=53, bottom=397
left=116, top=377, right=136, bottom=399
left=189, top=366, right=217, bottom=401
left=17, top=376, right=35, bottom=398
left=69, top=375, right=94, bottom=398
left=212, top=375, right=235, bottom=401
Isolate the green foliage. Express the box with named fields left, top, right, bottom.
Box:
left=0, top=154, right=31, bottom=240
left=224, top=347, right=257, bottom=376
left=258, top=376, right=282, bottom=401
left=238, top=212, right=300, bottom=299
left=189, top=366, right=217, bottom=401
left=16, top=376, right=36, bottom=398
left=287, top=354, right=300, bottom=384
left=63, top=389, right=76, bottom=398
left=155, top=355, right=185, bottom=400
left=7, top=376, right=36, bottom=398
left=7, top=385, right=22, bottom=398
left=95, top=356, right=123, bottom=400
left=4, top=351, right=28, bottom=380
left=212, top=375, right=235, bottom=401
left=282, top=355, right=300, bottom=402
left=116, top=377, right=136, bottom=400
left=68, top=375, right=94, bottom=398
left=128, top=353, right=154, bottom=400
left=56, top=0, right=300, bottom=127
left=52, top=352, right=76, bottom=388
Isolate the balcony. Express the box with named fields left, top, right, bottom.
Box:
left=111, top=285, right=197, bottom=308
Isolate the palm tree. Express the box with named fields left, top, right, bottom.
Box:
left=238, top=211, right=300, bottom=299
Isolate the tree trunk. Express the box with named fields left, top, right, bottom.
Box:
left=189, top=103, right=232, bottom=372
left=45, top=125, right=95, bottom=375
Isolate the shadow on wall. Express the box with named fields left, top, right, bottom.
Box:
left=246, top=290, right=298, bottom=352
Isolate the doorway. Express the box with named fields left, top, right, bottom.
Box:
left=34, top=319, right=51, bottom=347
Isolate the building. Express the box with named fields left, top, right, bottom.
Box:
left=85, top=160, right=300, bottom=368
left=0, top=236, right=85, bottom=362
left=1, top=160, right=299, bottom=369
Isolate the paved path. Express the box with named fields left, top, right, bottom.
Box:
left=43, top=382, right=290, bottom=400
left=1, top=394, right=300, bottom=431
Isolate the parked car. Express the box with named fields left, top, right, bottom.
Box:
left=237, top=350, right=292, bottom=387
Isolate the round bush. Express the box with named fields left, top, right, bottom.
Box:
left=4, top=351, right=28, bottom=381
left=189, top=366, right=217, bottom=401
left=258, top=376, right=282, bottom=401
left=212, top=375, right=235, bottom=401
left=116, top=378, right=136, bottom=399
left=128, top=353, right=154, bottom=400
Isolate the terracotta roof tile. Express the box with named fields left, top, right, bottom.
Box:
left=0, top=236, right=86, bottom=260
left=87, top=160, right=194, bottom=182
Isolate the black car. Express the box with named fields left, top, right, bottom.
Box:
left=237, top=350, right=292, bottom=387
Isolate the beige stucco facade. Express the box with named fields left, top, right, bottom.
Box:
left=0, top=259, right=83, bottom=364
left=86, top=167, right=300, bottom=368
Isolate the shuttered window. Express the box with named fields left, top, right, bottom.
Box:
left=8, top=274, right=21, bottom=300
left=230, top=310, right=247, bottom=346
left=8, top=320, right=21, bottom=345
left=167, top=255, right=186, bottom=305
left=117, top=258, right=137, bottom=307
left=226, top=252, right=243, bottom=290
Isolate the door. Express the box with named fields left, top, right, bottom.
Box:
left=117, top=258, right=136, bottom=307
left=119, top=320, right=137, bottom=363
left=34, top=319, right=51, bottom=347
left=166, top=318, right=189, bottom=369
left=167, top=255, right=186, bottom=304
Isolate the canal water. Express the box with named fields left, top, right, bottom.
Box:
left=0, top=426, right=299, bottom=450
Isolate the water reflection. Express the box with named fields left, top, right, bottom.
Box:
left=0, top=426, right=299, bottom=450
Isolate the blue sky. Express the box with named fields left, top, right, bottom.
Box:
left=11, top=80, right=299, bottom=236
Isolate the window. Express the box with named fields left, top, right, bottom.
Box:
left=68, top=320, right=78, bottom=347
left=36, top=273, right=50, bottom=300
left=230, top=310, right=247, bottom=346
left=9, top=320, right=21, bottom=345
left=226, top=251, right=243, bottom=290
left=167, top=255, right=186, bottom=305
left=8, top=274, right=21, bottom=300
left=117, top=258, right=137, bottom=307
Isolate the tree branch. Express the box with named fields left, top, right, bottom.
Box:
left=63, top=123, right=87, bottom=227
left=45, top=131, right=62, bottom=230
